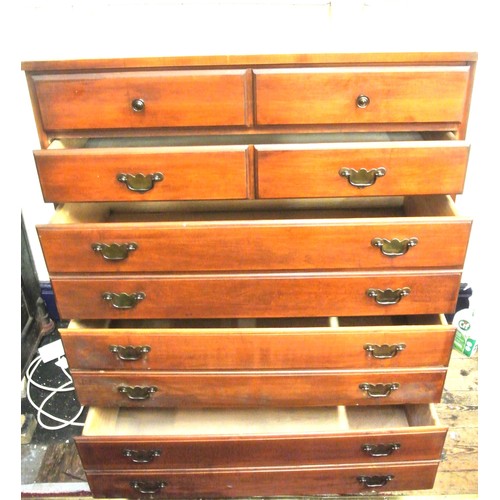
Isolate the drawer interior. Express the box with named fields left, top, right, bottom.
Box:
left=82, top=404, right=440, bottom=438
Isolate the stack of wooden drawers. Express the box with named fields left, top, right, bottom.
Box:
left=23, top=52, right=476, bottom=497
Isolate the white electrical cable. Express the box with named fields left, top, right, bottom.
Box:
left=26, top=354, right=85, bottom=430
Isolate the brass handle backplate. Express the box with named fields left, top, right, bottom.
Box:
left=110, top=345, right=151, bottom=361
left=339, top=167, right=386, bottom=188
left=356, top=94, right=370, bottom=108
left=123, top=448, right=161, bottom=463
left=117, top=172, right=164, bottom=193
left=359, top=382, right=400, bottom=398
left=364, top=343, right=406, bottom=359
left=102, top=292, right=146, bottom=309
left=118, top=385, right=158, bottom=400
left=357, top=475, right=394, bottom=488
left=130, top=480, right=166, bottom=494
left=362, top=443, right=401, bottom=457
left=372, top=237, right=419, bottom=257
left=366, top=287, right=410, bottom=305
left=92, top=242, right=138, bottom=261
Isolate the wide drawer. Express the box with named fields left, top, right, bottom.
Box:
left=38, top=196, right=471, bottom=273
left=51, top=270, right=461, bottom=320
left=254, top=66, right=470, bottom=126
left=30, top=69, right=250, bottom=131
left=76, top=404, right=446, bottom=469
left=61, top=315, right=454, bottom=370
left=70, top=367, right=446, bottom=408
left=84, top=461, right=439, bottom=497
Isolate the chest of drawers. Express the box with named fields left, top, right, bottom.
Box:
left=23, top=51, right=477, bottom=497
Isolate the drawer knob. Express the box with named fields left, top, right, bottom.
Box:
left=130, top=480, right=166, bottom=494
left=356, top=94, right=370, bottom=108
left=357, top=475, right=394, bottom=488
left=110, top=345, right=151, bottom=361
left=131, top=98, right=146, bottom=112
left=92, top=242, right=138, bottom=261
left=366, top=287, right=410, bottom=305
left=339, top=167, right=386, bottom=188
left=362, top=443, right=401, bottom=457
left=118, top=385, right=158, bottom=400
left=359, top=382, right=400, bottom=398
left=123, top=448, right=161, bottom=463
left=372, top=237, right=419, bottom=257
left=102, top=291, right=146, bottom=309
left=117, top=172, right=164, bottom=193
left=363, top=343, right=406, bottom=359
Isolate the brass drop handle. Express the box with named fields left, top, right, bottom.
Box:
left=366, top=287, right=411, bottom=305
left=92, top=242, right=138, bottom=261
left=362, top=443, right=401, bottom=457
left=118, top=385, right=158, bottom=400
left=131, top=98, right=145, bottom=112
left=356, top=94, right=370, bottom=108
left=357, top=475, right=394, bottom=488
left=130, top=480, right=166, bottom=494
left=359, top=382, right=400, bottom=398
left=372, top=237, right=419, bottom=257
left=123, top=448, right=161, bottom=463
left=339, top=167, right=386, bottom=188
left=110, top=345, right=151, bottom=361
left=364, top=343, right=406, bottom=359
left=102, top=292, right=146, bottom=309
left=117, top=172, right=164, bottom=193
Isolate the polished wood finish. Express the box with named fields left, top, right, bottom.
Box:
left=51, top=271, right=462, bottom=320
left=60, top=316, right=454, bottom=370
left=34, top=146, right=251, bottom=202
left=32, top=70, right=251, bottom=131
left=256, top=141, right=470, bottom=198
left=254, top=67, right=470, bottom=126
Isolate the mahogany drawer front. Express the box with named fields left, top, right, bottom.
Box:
left=255, top=141, right=470, bottom=198
left=84, top=461, right=440, bottom=497
left=61, top=316, right=454, bottom=370
left=34, top=146, right=251, bottom=202
left=71, top=368, right=447, bottom=408
left=38, top=196, right=471, bottom=274
left=31, top=70, right=250, bottom=131
left=76, top=404, right=446, bottom=470
left=51, top=271, right=462, bottom=320
left=254, top=66, right=470, bottom=126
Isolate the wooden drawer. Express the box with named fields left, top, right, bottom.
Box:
left=70, top=367, right=446, bottom=407
left=254, top=66, right=470, bottom=126
left=31, top=69, right=250, bottom=131
left=84, top=461, right=440, bottom=497
left=76, top=404, right=446, bottom=469
left=61, top=315, right=454, bottom=371
left=34, top=142, right=251, bottom=202
left=51, top=270, right=461, bottom=320
left=37, top=196, right=471, bottom=273
left=255, top=134, right=470, bottom=199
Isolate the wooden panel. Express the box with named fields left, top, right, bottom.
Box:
left=256, top=142, right=470, bottom=198
left=32, top=70, right=249, bottom=131
left=254, top=67, right=470, bottom=126
left=60, top=323, right=455, bottom=370
left=84, top=462, right=440, bottom=498
left=51, top=271, right=462, bottom=320
left=70, top=368, right=447, bottom=408
left=34, top=147, right=250, bottom=202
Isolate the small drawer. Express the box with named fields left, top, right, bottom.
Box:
left=37, top=195, right=471, bottom=273
left=34, top=140, right=251, bottom=202
left=70, top=367, right=446, bottom=408
left=76, top=404, right=446, bottom=470
left=254, top=66, right=470, bottom=126
left=51, top=270, right=461, bottom=320
left=31, top=69, right=250, bottom=131
left=61, top=315, right=454, bottom=371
